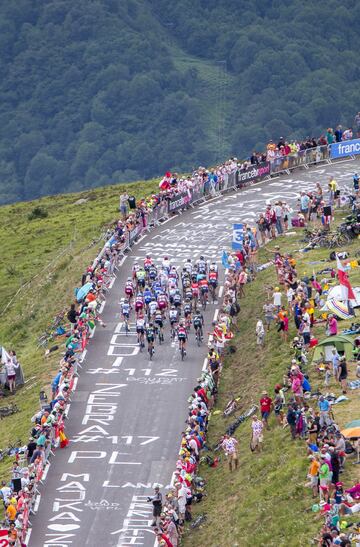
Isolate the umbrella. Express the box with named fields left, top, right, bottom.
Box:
left=326, top=299, right=352, bottom=320
left=76, top=282, right=94, bottom=302
left=341, top=426, right=360, bottom=439
left=345, top=419, right=360, bottom=428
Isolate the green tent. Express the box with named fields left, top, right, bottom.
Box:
left=312, top=334, right=355, bottom=363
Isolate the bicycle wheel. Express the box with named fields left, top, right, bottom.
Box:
left=125, top=320, right=129, bottom=336
left=196, top=329, right=201, bottom=347
left=148, top=345, right=153, bottom=361
left=181, top=345, right=185, bottom=361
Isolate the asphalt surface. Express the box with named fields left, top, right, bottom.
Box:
left=30, top=157, right=360, bottom=547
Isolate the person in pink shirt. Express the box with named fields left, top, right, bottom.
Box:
left=327, top=314, right=338, bottom=336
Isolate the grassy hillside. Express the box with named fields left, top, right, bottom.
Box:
left=184, top=228, right=360, bottom=546
left=0, top=178, right=158, bottom=476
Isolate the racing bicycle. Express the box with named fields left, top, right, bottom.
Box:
left=200, top=289, right=208, bottom=311
left=195, top=325, right=203, bottom=346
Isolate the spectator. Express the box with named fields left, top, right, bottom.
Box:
left=147, top=486, right=162, bottom=527
left=260, top=390, right=272, bottom=430
left=250, top=415, right=264, bottom=453
left=221, top=434, right=239, bottom=472
left=255, top=319, right=265, bottom=347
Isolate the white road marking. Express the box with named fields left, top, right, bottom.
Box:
left=64, top=403, right=71, bottom=418
left=42, top=463, right=51, bottom=481
left=202, top=358, right=208, bottom=372
left=218, top=285, right=224, bottom=298
left=213, top=309, right=219, bottom=322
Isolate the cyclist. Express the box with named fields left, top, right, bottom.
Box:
left=193, top=309, right=204, bottom=340
left=184, top=258, right=192, bottom=274
left=143, top=286, right=153, bottom=310
left=209, top=264, right=218, bottom=301
left=152, top=280, right=163, bottom=298
left=135, top=292, right=145, bottom=317
left=125, top=277, right=134, bottom=301
left=184, top=284, right=193, bottom=302
left=120, top=298, right=131, bottom=321
left=197, top=255, right=207, bottom=275
left=199, top=277, right=209, bottom=307
left=136, top=313, right=146, bottom=347
left=181, top=269, right=191, bottom=293
left=132, top=261, right=140, bottom=281
left=162, top=255, right=171, bottom=273
left=177, top=320, right=187, bottom=356
left=144, top=254, right=153, bottom=273
left=157, top=291, right=168, bottom=317
left=154, top=308, right=164, bottom=342
left=169, top=305, right=179, bottom=339
left=173, top=289, right=182, bottom=310
left=183, top=298, right=192, bottom=330
left=136, top=267, right=146, bottom=290
left=191, top=279, right=199, bottom=308
left=168, top=266, right=179, bottom=283
left=158, top=267, right=168, bottom=289
left=148, top=263, right=158, bottom=283
left=146, top=322, right=155, bottom=357
left=148, top=297, right=158, bottom=321
left=168, top=277, right=178, bottom=304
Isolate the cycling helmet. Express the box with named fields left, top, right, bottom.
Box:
left=127, top=277, right=132, bottom=281
left=200, top=255, right=204, bottom=260
left=149, top=322, right=153, bottom=327
left=210, top=265, right=215, bottom=271
left=171, top=305, right=175, bottom=309
left=186, top=258, right=191, bottom=263
left=146, top=254, right=151, bottom=258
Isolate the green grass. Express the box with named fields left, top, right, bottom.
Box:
left=183, top=223, right=360, bottom=546
left=0, top=178, right=159, bottom=479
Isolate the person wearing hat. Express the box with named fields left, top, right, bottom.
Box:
left=221, top=434, right=239, bottom=471
left=147, top=486, right=162, bottom=527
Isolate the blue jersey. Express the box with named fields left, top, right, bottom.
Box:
left=144, top=289, right=153, bottom=304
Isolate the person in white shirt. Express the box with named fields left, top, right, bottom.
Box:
left=256, top=319, right=265, bottom=347
left=272, top=288, right=282, bottom=311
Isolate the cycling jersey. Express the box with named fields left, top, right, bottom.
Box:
left=136, top=318, right=145, bottom=332
left=196, top=272, right=206, bottom=282
left=182, top=276, right=191, bottom=288
left=157, top=295, right=167, bottom=309
left=209, top=271, right=218, bottom=285
left=121, top=303, right=130, bottom=316
left=135, top=296, right=144, bottom=309
left=184, top=304, right=191, bottom=316
left=149, top=302, right=158, bottom=315
left=193, top=315, right=203, bottom=327
left=177, top=326, right=187, bottom=339
left=185, top=288, right=193, bottom=300
left=125, top=282, right=134, bottom=295
left=173, top=294, right=182, bottom=306
left=153, top=283, right=162, bottom=297
left=162, top=259, right=171, bottom=272
left=169, top=270, right=178, bottom=280
left=144, top=258, right=153, bottom=271
left=149, top=266, right=157, bottom=280
left=191, top=283, right=199, bottom=295
left=136, top=269, right=146, bottom=279
left=184, top=262, right=192, bottom=273
left=154, top=312, right=163, bottom=325
left=199, top=279, right=209, bottom=292
left=146, top=328, right=155, bottom=341
left=197, top=260, right=206, bottom=274
left=144, top=290, right=153, bottom=304
left=169, top=310, right=179, bottom=324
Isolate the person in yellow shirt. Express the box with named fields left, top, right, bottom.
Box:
left=307, top=454, right=320, bottom=498
left=6, top=501, right=17, bottom=523
left=328, top=176, right=338, bottom=206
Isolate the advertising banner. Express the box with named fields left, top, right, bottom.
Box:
left=236, top=162, right=270, bottom=187
left=232, top=223, right=244, bottom=250
left=168, top=191, right=191, bottom=212
left=330, top=138, right=360, bottom=159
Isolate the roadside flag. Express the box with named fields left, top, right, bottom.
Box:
left=221, top=250, right=230, bottom=269
left=336, top=254, right=355, bottom=301
left=232, top=223, right=244, bottom=250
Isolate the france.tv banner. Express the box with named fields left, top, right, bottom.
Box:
left=330, top=138, right=360, bottom=159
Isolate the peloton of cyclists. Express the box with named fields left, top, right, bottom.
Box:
left=120, top=254, right=219, bottom=358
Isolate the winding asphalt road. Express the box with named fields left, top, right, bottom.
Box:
left=30, top=157, right=360, bottom=547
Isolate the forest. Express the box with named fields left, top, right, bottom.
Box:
left=0, top=0, right=359, bottom=203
